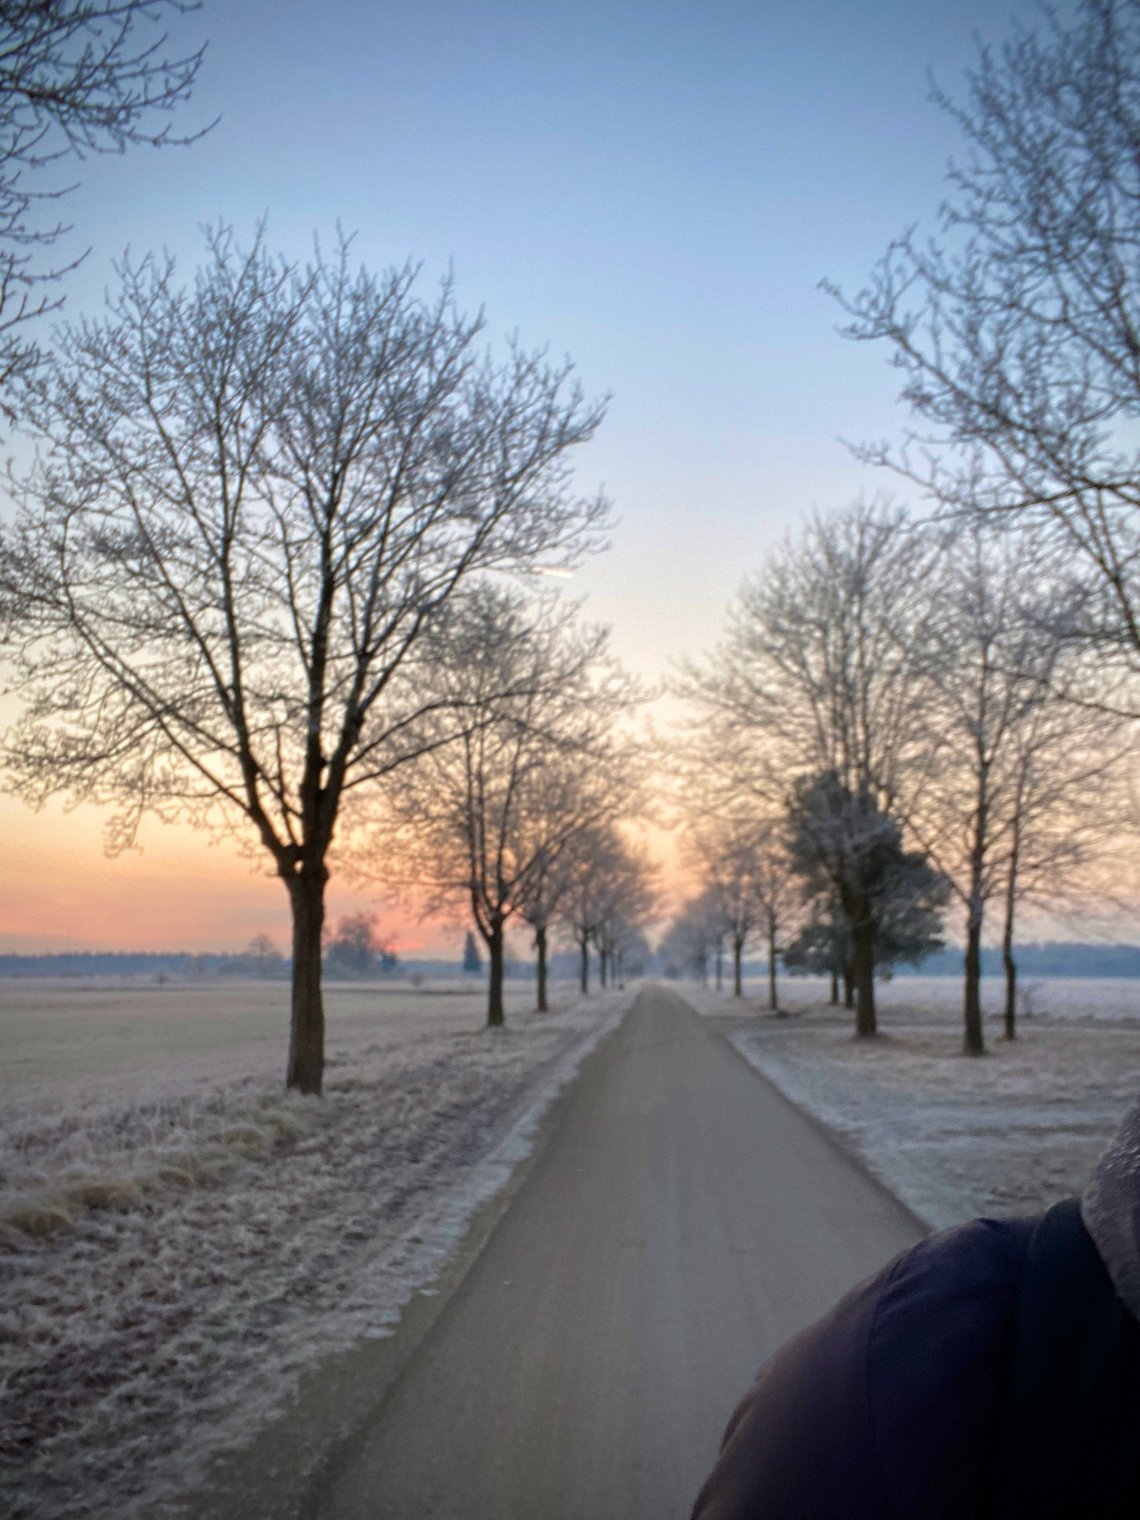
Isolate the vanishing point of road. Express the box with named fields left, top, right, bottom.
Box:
left=300, top=983, right=923, bottom=1520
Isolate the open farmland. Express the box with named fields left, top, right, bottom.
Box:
left=0, top=977, right=632, bottom=1520
left=0, top=976, right=548, bottom=1101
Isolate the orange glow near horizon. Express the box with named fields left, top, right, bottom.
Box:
left=0, top=793, right=685, bottom=958
left=0, top=793, right=424, bottom=956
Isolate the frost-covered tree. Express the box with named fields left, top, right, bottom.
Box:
left=686, top=810, right=797, bottom=1006
left=832, top=0, right=1140, bottom=686
left=0, top=228, right=608, bottom=1091
left=563, top=824, right=656, bottom=995
left=379, top=587, right=635, bottom=1027
left=787, top=769, right=948, bottom=1036
left=0, top=0, right=210, bottom=403
left=677, top=502, right=942, bottom=1032
left=676, top=501, right=940, bottom=823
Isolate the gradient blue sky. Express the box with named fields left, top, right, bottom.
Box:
left=0, top=0, right=1060, bottom=952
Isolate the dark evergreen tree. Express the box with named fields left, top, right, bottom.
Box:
left=462, top=931, right=483, bottom=975
left=787, top=770, right=948, bottom=1034
left=782, top=902, right=851, bottom=1005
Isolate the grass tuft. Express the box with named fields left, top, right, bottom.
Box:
left=62, top=1175, right=144, bottom=1213
left=2, top=1194, right=76, bottom=1239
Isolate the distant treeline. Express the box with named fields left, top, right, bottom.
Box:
left=875, top=943, right=1140, bottom=980
left=0, top=951, right=539, bottom=980
left=4, top=942, right=1140, bottom=980
left=0, top=952, right=286, bottom=979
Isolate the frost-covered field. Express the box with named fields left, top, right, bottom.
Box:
left=689, top=975, right=1140, bottom=1231
left=0, top=978, right=631, bottom=1520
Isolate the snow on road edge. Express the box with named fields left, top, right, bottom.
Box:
left=727, top=1032, right=975, bottom=1231
left=333, top=991, right=633, bottom=1343
left=683, top=983, right=1140, bottom=1235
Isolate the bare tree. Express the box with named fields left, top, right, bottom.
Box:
left=0, top=227, right=609, bottom=1091
left=592, top=842, right=658, bottom=989
left=907, top=525, right=1065, bottom=1054
left=323, top=912, right=395, bottom=979
left=517, top=834, right=573, bottom=1012
left=245, top=931, right=283, bottom=978
left=995, top=663, right=1133, bottom=1038
left=379, top=586, right=634, bottom=1028
left=686, top=810, right=797, bottom=1006
left=0, top=0, right=210, bottom=400
left=563, top=823, right=656, bottom=995
left=831, top=0, right=1140, bottom=682
left=750, top=823, right=799, bottom=1012
left=563, top=829, right=607, bottom=995
left=909, top=523, right=1134, bottom=1050
left=676, top=501, right=941, bottom=1032
left=658, top=897, right=716, bottom=984
left=677, top=502, right=939, bottom=816
left=687, top=821, right=755, bottom=997
left=516, top=760, right=629, bottom=1012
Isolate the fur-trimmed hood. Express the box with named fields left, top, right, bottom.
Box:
left=1081, top=1094, right=1140, bottom=1323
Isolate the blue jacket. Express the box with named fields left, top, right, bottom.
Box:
left=691, top=1202, right=1140, bottom=1519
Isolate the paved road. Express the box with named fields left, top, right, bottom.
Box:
left=304, top=985, right=923, bottom=1520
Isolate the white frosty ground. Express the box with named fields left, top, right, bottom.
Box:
left=0, top=979, right=632, bottom=1520
left=687, top=975, right=1140, bottom=1232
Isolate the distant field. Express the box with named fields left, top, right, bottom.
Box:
left=5, top=971, right=1137, bottom=1103
left=735, top=972, right=1140, bottom=1025
left=0, top=976, right=544, bottom=1100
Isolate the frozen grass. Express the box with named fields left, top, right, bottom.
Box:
left=685, top=976, right=1140, bottom=1232
left=0, top=979, right=631, bottom=1520
left=0, top=976, right=540, bottom=1099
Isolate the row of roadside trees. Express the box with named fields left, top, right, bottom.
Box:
left=371, top=585, right=656, bottom=1023
left=668, top=501, right=1133, bottom=1056
left=667, top=0, right=1140, bottom=1056
left=0, top=4, right=658, bottom=1092
left=0, top=224, right=651, bottom=1091
left=387, top=0, right=1140, bottom=1064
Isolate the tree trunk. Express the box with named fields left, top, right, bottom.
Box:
left=535, top=923, right=548, bottom=1013
left=767, top=916, right=778, bottom=1012
left=733, top=937, right=743, bottom=997
left=963, top=915, right=985, bottom=1056
left=487, top=922, right=505, bottom=1028
left=843, top=961, right=855, bottom=1010
left=851, top=915, right=876, bottom=1038
left=964, top=766, right=988, bottom=1057
left=715, top=940, right=723, bottom=991
left=1002, top=841, right=1020, bottom=1041
left=599, top=948, right=608, bottom=988
left=286, top=866, right=328, bottom=1094
left=830, top=970, right=840, bottom=1005
left=578, top=934, right=589, bottom=994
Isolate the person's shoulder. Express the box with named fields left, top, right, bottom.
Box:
left=874, top=1214, right=1034, bottom=1336
left=690, top=1217, right=1038, bottom=1520
left=867, top=1216, right=1036, bottom=1518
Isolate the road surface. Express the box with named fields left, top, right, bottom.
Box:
left=303, top=984, right=924, bottom=1519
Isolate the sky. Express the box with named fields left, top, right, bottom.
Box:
left=0, top=0, right=1064, bottom=956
